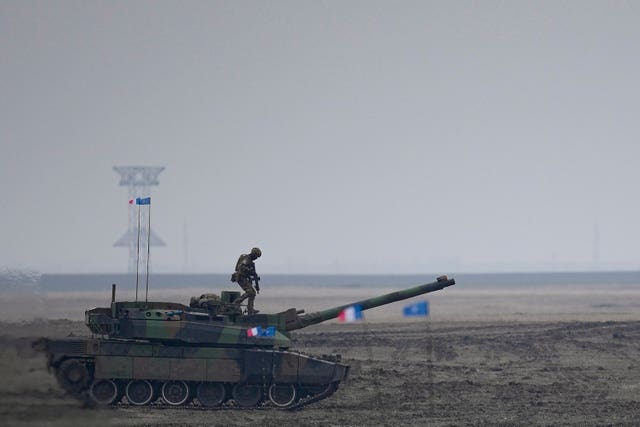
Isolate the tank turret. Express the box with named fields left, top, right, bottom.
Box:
left=35, top=275, right=455, bottom=409
left=84, top=276, right=455, bottom=347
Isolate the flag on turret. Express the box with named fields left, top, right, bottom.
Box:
left=247, top=326, right=276, bottom=337
left=247, top=326, right=262, bottom=337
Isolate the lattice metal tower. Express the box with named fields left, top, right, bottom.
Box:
left=113, top=166, right=166, bottom=273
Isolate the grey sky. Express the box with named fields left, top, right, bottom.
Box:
left=1, top=1, right=639, bottom=274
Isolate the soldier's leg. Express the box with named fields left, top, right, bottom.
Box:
left=246, top=292, right=257, bottom=313
left=245, top=286, right=257, bottom=313
left=235, top=291, right=248, bottom=304
left=234, top=278, right=253, bottom=304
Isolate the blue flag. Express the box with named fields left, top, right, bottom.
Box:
left=136, top=197, right=151, bottom=205
left=263, top=326, right=276, bottom=337
left=403, top=300, right=429, bottom=317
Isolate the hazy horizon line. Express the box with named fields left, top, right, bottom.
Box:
left=35, top=269, right=640, bottom=276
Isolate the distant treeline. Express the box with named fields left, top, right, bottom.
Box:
left=12, top=271, right=640, bottom=292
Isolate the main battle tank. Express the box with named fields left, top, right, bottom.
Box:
left=34, top=275, right=455, bottom=410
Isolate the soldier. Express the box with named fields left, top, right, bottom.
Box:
left=231, top=247, right=262, bottom=314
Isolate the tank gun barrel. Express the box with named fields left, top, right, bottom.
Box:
left=285, top=276, right=454, bottom=331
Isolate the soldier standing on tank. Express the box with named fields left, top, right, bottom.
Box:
left=231, top=247, right=262, bottom=314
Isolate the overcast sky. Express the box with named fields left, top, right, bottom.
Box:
left=1, top=1, right=639, bottom=274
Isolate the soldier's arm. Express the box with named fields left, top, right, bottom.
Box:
left=238, top=258, right=257, bottom=277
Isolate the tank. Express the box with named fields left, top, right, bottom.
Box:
left=33, top=275, right=455, bottom=409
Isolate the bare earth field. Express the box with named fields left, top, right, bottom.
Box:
left=1, top=285, right=640, bottom=426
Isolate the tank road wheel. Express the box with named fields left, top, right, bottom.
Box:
left=196, top=382, right=226, bottom=407
left=89, top=379, right=122, bottom=406
left=232, top=384, right=262, bottom=407
left=268, top=383, right=297, bottom=407
left=126, top=379, right=155, bottom=406
left=56, top=359, right=91, bottom=395
left=161, top=380, right=191, bottom=406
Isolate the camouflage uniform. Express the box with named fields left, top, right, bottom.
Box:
left=232, top=248, right=261, bottom=314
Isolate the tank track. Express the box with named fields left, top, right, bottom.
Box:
left=103, top=383, right=338, bottom=411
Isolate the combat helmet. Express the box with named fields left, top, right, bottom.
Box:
left=250, top=247, right=262, bottom=258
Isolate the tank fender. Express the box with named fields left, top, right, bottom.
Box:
left=297, top=353, right=344, bottom=384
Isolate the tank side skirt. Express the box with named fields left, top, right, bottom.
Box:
left=41, top=338, right=347, bottom=409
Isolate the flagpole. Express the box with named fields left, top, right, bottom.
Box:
left=135, top=200, right=141, bottom=302
left=426, top=310, right=434, bottom=416
left=416, top=301, right=434, bottom=415
left=145, top=200, right=151, bottom=302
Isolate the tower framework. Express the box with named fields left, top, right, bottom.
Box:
left=113, top=166, right=166, bottom=273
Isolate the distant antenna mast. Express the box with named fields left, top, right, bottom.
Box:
left=145, top=198, right=151, bottom=302
left=113, top=166, right=166, bottom=274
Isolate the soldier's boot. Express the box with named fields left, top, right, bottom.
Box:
left=247, top=298, right=259, bottom=315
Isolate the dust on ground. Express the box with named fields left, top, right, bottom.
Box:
left=2, top=285, right=640, bottom=425
left=3, top=319, right=640, bottom=426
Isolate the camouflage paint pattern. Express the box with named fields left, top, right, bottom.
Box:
left=37, top=276, right=454, bottom=407
left=39, top=337, right=347, bottom=385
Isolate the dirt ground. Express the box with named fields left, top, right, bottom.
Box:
left=2, top=286, right=640, bottom=426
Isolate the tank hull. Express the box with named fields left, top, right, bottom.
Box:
left=38, top=337, right=348, bottom=409
left=35, top=276, right=454, bottom=410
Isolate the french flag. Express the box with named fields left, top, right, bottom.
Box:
left=246, top=326, right=262, bottom=337
left=338, top=304, right=363, bottom=322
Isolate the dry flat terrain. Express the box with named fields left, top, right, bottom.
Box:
left=2, top=319, right=640, bottom=426
left=1, top=285, right=640, bottom=426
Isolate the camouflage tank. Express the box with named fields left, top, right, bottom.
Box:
left=34, top=276, right=455, bottom=410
